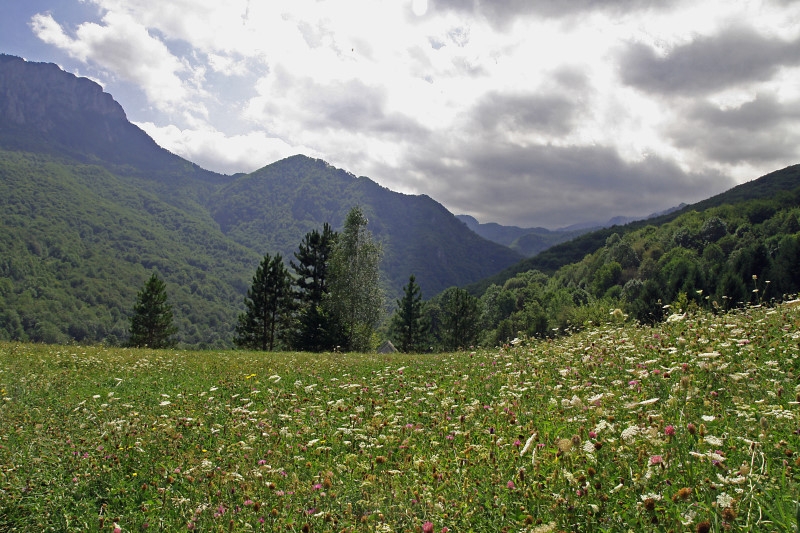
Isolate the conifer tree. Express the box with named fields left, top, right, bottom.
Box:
left=438, top=287, right=480, bottom=351
left=328, top=206, right=384, bottom=351
left=390, top=275, right=428, bottom=352
left=235, top=253, right=294, bottom=351
left=128, top=272, right=177, bottom=348
left=290, top=223, right=340, bottom=351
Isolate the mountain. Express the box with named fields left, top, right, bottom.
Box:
left=209, top=155, right=523, bottom=298
left=456, top=215, right=589, bottom=256
left=465, top=164, right=800, bottom=295
left=457, top=203, right=688, bottom=257
left=0, top=55, right=522, bottom=346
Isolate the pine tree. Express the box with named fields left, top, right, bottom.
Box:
left=328, top=206, right=384, bottom=352
left=128, top=272, right=177, bottom=348
left=390, top=275, right=428, bottom=352
left=290, top=224, right=341, bottom=351
left=438, top=287, right=480, bottom=351
left=234, top=253, right=294, bottom=351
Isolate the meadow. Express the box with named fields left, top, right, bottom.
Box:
left=1, top=302, right=799, bottom=532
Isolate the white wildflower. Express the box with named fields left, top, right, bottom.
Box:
left=717, top=492, right=734, bottom=508
left=621, top=425, right=639, bottom=441
left=520, top=433, right=537, bottom=456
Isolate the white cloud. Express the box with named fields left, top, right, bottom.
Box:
left=136, top=122, right=307, bottom=175
left=30, top=10, right=201, bottom=118
left=24, top=0, right=800, bottom=226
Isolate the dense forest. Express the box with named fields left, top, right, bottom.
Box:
left=409, top=185, right=800, bottom=350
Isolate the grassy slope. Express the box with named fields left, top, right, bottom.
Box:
left=2, top=301, right=799, bottom=531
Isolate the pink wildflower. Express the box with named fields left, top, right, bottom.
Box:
left=665, top=425, right=675, bottom=437
left=422, top=521, right=434, bottom=533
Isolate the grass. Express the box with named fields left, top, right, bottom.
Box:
left=1, top=302, right=800, bottom=532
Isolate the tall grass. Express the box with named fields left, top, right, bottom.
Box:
left=1, top=302, right=799, bottom=532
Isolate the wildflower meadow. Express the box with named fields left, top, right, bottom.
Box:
left=2, top=302, right=800, bottom=532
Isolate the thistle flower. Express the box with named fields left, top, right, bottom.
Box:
left=672, top=487, right=692, bottom=502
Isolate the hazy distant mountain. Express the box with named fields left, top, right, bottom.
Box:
left=458, top=204, right=688, bottom=256
left=456, top=215, right=587, bottom=256
left=0, top=55, right=522, bottom=345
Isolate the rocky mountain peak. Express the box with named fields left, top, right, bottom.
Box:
left=0, top=54, right=127, bottom=132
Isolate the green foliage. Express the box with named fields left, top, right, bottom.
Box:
left=435, top=287, right=481, bottom=350
left=128, top=272, right=177, bottom=348
left=469, top=182, right=800, bottom=344
left=0, top=149, right=255, bottom=347
left=389, top=275, right=428, bottom=352
left=234, top=254, right=295, bottom=351
left=327, top=207, right=384, bottom=352
left=209, top=155, right=523, bottom=301
left=290, top=224, right=341, bottom=351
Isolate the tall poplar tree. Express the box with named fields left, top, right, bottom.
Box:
left=128, top=272, right=177, bottom=348
left=389, top=275, right=428, bottom=352
left=328, top=206, right=384, bottom=352
left=290, top=223, right=340, bottom=351
left=234, top=253, right=294, bottom=351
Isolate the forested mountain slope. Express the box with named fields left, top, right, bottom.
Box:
left=467, top=164, right=800, bottom=295
left=462, top=171, right=800, bottom=346
left=0, top=55, right=522, bottom=345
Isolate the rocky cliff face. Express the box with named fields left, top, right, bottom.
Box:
left=0, top=54, right=211, bottom=177
left=0, top=54, right=127, bottom=133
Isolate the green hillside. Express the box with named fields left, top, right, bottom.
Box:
left=462, top=169, right=800, bottom=347
left=0, top=149, right=258, bottom=346
left=468, top=164, right=800, bottom=295
left=211, top=155, right=524, bottom=298
left=0, top=56, right=524, bottom=346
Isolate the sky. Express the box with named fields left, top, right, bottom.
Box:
left=3, top=0, right=800, bottom=228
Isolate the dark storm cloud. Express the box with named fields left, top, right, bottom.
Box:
left=620, top=26, right=800, bottom=95
left=472, top=91, right=579, bottom=136
left=409, top=141, right=734, bottom=227
left=431, top=0, right=679, bottom=27
left=668, top=94, right=800, bottom=164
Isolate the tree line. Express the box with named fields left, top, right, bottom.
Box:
left=129, top=207, right=384, bottom=352
left=128, top=193, right=800, bottom=352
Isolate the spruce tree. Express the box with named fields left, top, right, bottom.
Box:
left=438, top=287, right=480, bottom=351
left=290, top=223, right=340, bottom=351
left=235, top=253, right=294, bottom=351
left=128, top=272, right=177, bottom=348
left=390, top=275, right=427, bottom=352
left=328, top=206, right=384, bottom=351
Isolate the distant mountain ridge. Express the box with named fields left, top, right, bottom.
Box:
left=0, top=54, right=522, bottom=345
left=457, top=204, right=687, bottom=256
